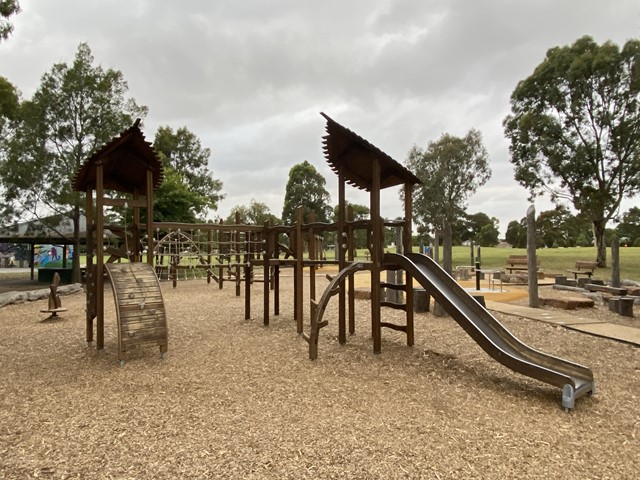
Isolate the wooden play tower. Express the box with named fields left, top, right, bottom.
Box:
left=73, top=119, right=167, bottom=363
left=317, top=112, right=421, bottom=355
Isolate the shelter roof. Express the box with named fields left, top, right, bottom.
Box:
left=320, top=112, right=421, bottom=191
left=72, top=119, right=163, bottom=193
left=0, top=215, right=87, bottom=244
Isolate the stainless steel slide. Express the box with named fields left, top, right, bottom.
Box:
left=384, top=252, right=595, bottom=409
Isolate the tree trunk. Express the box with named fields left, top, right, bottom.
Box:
left=526, top=205, right=538, bottom=308
left=433, top=227, right=439, bottom=263
left=593, top=219, right=607, bottom=267
left=442, top=221, right=452, bottom=275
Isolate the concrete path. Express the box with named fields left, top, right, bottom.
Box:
left=486, top=300, right=640, bottom=347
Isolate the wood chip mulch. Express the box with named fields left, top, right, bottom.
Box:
left=0, top=275, right=638, bottom=479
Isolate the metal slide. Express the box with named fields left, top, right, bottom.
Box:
left=384, top=252, right=595, bottom=409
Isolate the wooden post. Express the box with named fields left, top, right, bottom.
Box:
left=263, top=221, right=271, bottom=326
left=403, top=182, right=414, bottom=347
left=347, top=205, right=355, bottom=336
left=85, top=187, right=94, bottom=343
left=611, top=235, right=620, bottom=288
left=295, top=206, right=304, bottom=334
left=207, top=230, right=213, bottom=284
left=338, top=167, right=347, bottom=344
left=308, top=211, right=317, bottom=305
left=132, top=190, right=141, bottom=262
left=527, top=205, right=539, bottom=308
left=235, top=212, right=241, bottom=297
left=371, top=159, right=382, bottom=354
left=95, top=162, right=105, bottom=349
left=146, top=169, right=154, bottom=265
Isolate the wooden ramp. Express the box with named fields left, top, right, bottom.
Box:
left=104, top=263, right=168, bottom=366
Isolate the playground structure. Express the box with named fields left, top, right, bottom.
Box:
left=72, top=120, right=167, bottom=365
left=73, top=115, right=594, bottom=409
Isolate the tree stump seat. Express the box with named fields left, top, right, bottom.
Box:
left=608, top=297, right=635, bottom=317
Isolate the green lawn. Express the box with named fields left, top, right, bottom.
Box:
left=340, top=246, right=639, bottom=281
left=4, top=246, right=638, bottom=283
left=436, top=245, right=640, bottom=281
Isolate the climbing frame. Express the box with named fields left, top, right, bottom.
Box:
left=105, top=262, right=168, bottom=366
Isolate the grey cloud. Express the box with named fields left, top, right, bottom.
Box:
left=2, top=0, right=639, bottom=234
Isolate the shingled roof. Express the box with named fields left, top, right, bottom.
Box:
left=320, top=112, right=421, bottom=191
left=72, top=119, right=163, bottom=193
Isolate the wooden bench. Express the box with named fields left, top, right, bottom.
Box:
left=567, top=261, right=598, bottom=279
left=505, top=255, right=539, bottom=274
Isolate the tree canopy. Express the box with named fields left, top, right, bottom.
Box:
left=0, top=0, right=20, bottom=41
left=406, top=129, right=491, bottom=272
left=0, top=42, right=147, bottom=281
left=225, top=199, right=280, bottom=225
left=152, top=169, right=206, bottom=224
left=152, top=125, right=224, bottom=221
left=503, top=36, right=640, bottom=266
left=616, top=206, right=640, bottom=246
left=281, top=161, right=332, bottom=225
left=505, top=207, right=593, bottom=249
left=332, top=202, right=370, bottom=248
left=0, top=76, right=19, bottom=121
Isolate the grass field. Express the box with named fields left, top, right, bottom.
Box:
left=432, top=245, right=640, bottom=281
left=348, top=245, right=640, bottom=281
left=2, top=246, right=638, bottom=283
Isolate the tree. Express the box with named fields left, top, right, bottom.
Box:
left=226, top=199, right=280, bottom=225
left=504, top=36, right=640, bottom=266
left=153, top=126, right=223, bottom=220
left=406, top=129, right=491, bottom=273
left=450, top=215, right=470, bottom=245
left=0, top=77, right=19, bottom=169
left=0, top=76, right=19, bottom=121
left=537, top=208, right=567, bottom=248
left=477, top=223, right=500, bottom=247
left=505, top=220, right=526, bottom=248
left=153, top=169, right=206, bottom=223
left=0, top=0, right=20, bottom=41
left=616, top=206, right=640, bottom=245
left=333, top=202, right=370, bottom=248
left=281, top=161, right=332, bottom=225
left=0, top=43, right=147, bottom=281
left=466, top=212, right=499, bottom=245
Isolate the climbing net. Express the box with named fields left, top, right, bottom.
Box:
left=151, top=225, right=266, bottom=282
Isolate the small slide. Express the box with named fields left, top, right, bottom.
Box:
left=385, top=252, right=595, bottom=409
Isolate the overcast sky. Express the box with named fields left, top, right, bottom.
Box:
left=2, top=1, right=639, bottom=234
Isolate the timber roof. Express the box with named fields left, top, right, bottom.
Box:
left=320, top=112, right=421, bottom=191
left=0, top=215, right=87, bottom=244
left=72, top=119, right=163, bottom=193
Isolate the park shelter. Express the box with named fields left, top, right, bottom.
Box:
left=320, top=112, right=421, bottom=352
left=0, top=215, right=88, bottom=279
left=72, top=118, right=164, bottom=350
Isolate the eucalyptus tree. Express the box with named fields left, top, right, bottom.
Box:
left=504, top=36, right=640, bottom=266
left=226, top=199, right=279, bottom=225
left=282, top=160, right=332, bottom=225
left=0, top=43, right=147, bottom=281
left=406, top=129, right=491, bottom=273
left=153, top=125, right=224, bottom=220
left=0, top=0, right=20, bottom=41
